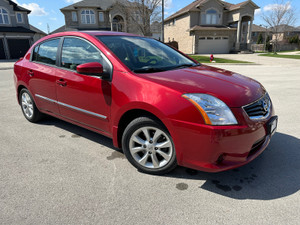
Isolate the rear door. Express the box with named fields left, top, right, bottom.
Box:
left=26, top=38, right=61, bottom=114
left=55, top=37, right=112, bottom=135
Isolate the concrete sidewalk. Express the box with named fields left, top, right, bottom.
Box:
left=198, top=53, right=300, bottom=66
left=0, top=60, right=16, bottom=70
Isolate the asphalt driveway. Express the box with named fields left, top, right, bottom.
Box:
left=0, top=54, right=299, bottom=224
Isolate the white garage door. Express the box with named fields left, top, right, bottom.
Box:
left=198, top=37, right=229, bottom=54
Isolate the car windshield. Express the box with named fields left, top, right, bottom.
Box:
left=96, top=36, right=199, bottom=73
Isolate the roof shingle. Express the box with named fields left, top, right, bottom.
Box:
left=165, top=0, right=259, bottom=22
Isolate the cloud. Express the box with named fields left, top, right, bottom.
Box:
left=165, top=0, right=173, bottom=9
left=21, top=3, right=48, bottom=16
left=65, top=0, right=81, bottom=3
left=38, top=22, right=42, bottom=25
left=263, top=2, right=291, bottom=12
left=50, top=17, right=57, bottom=21
left=255, top=8, right=262, bottom=15
left=11, top=1, right=48, bottom=16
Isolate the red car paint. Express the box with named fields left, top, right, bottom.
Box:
left=14, top=31, right=276, bottom=172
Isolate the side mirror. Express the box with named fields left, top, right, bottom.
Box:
left=77, top=62, right=103, bottom=76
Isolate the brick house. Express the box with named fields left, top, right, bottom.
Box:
left=0, top=0, right=46, bottom=59
left=53, top=0, right=149, bottom=35
left=164, top=0, right=259, bottom=54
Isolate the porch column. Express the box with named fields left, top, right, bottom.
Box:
left=236, top=19, right=241, bottom=43
left=235, top=19, right=242, bottom=50
left=247, top=19, right=253, bottom=43
left=109, top=14, right=113, bottom=31
left=3, top=35, right=10, bottom=59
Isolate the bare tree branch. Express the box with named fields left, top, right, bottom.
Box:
left=262, top=0, right=297, bottom=53
left=116, top=0, right=162, bottom=36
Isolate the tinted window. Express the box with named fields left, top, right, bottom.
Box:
left=35, top=39, right=60, bottom=65
left=61, top=38, right=102, bottom=71
left=97, top=36, right=196, bottom=73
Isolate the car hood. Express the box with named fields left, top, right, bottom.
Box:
left=139, top=65, right=265, bottom=108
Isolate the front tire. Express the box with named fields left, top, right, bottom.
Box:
left=19, top=88, right=43, bottom=123
left=122, top=117, right=177, bottom=175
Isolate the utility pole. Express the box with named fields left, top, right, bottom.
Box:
left=161, top=0, right=164, bottom=42
left=47, top=23, right=50, bottom=34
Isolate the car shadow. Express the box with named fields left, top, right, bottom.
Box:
left=38, top=117, right=299, bottom=200
left=38, top=116, right=117, bottom=150
left=168, top=132, right=300, bottom=200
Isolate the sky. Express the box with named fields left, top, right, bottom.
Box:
left=11, top=0, right=300, bottom=33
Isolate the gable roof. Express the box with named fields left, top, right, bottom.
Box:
left=60, top=0, right=126, bottom=11
left=7, top=0, right=31, bottom=13
left=29, top=25, right=47, bottom=35
left=165, top=0, right=259, bottom=22
left=252, top=24, right=269, bottom=32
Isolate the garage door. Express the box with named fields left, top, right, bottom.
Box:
left=0, top=39, right=6, bottom=59
left=198, top=37, right=229, bottom=54
left=7, top=39, right=30, bottom=59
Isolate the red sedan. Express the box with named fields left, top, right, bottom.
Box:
left=14, top=31, right=278, bottom=174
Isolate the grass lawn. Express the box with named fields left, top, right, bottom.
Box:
left=276, top=50, right=300, bottom=53
left=259, top=53, right=300, bottom=59
left=189, top=55, right=252, bottom=64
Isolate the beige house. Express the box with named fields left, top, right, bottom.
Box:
left=164, top=0, right=259, bottom=54
left=53, top=0, right=149, bottom=35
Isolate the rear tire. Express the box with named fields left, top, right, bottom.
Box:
left=122, top=117, right=177, bottom=175
left=19, top=88, right=43, bottom=123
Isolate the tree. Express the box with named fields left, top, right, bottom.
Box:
left=257, top=33, right=263, bottom=44
left=116, top=0, right=162, bottom=36
left=262, top=0, right=297, bottom=53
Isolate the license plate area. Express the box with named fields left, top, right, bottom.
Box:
left=267, top=116, right=278, bottom=136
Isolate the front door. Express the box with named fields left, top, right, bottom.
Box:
left=55, top=37, right=112, bottom=135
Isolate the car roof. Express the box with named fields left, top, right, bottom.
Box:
left=31, top=31, right=144, bottom=49
left=35, top=31, right=143, bottom=46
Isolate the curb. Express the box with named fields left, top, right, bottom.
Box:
left=0, top=67, right=13, bottom=70
left=202, top=63, right=260, bottom=66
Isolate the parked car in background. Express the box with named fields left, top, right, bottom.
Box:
left=14, top=31, right=278, bottom=174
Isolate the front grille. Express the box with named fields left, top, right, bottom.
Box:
left=243, top=93, right=271, bottom=120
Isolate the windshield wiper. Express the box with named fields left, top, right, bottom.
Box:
left=133, top=67, right=167, bottom=73
left=172, top=63, right=200, bottom=70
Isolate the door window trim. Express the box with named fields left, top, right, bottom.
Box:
left=30, top=36, right=113, bottom=81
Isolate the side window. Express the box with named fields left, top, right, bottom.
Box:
left=61, top=37, right=105, bottom=71
left=34, top=39, right=60, bottom=65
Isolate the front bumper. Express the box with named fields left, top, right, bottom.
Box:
left=170, top=108, right=277, bottom=172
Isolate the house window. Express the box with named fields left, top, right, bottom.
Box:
left=81, top=10, right=95, bottom=24
left=99, top=12, right=104, bottom=22
left=205, top=9, right=219, bottom=25
left=16, top=12, right=23, bottom=23
left=72, top=11, right=77, bottom=22
left=0, top=8, right=9, bottom=24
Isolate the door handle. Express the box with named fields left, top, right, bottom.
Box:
left=56, top=79, right=67, bottom=87
left=27, top=70, right=34, bottom=77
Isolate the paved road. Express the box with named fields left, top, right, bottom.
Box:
left=1, top=55, right=300, bottom=224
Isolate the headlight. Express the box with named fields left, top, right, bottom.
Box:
left=182, top=94, right=238, bottom=125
